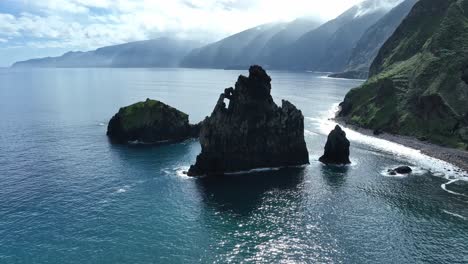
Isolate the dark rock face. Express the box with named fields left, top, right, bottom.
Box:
left=187, top=65, right=309, bottom=176
left=319, top=125, right=351, bottom=165
left=462, top=65, right=468, bottom=85
left=107, top=99, right=199, bottom=144
left=373, top=129, right=383, bottom=136
left=416, top=94, right=455, bottom=120
left=338, top=99, right=353, bottom=117
left=388, top=166, right=412, bottom=175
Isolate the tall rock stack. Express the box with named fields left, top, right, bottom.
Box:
left=319, top=125, right=351, bottom=165
left=188, top=65, right=309, bottom=176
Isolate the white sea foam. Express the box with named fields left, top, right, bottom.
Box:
left=441, top=179, right=468, bottom=197
left=442, top=210, right=467, bottom=220
left=174, top=165, right=308, bottom=177
left=128, top=140, right=144, bottom=145
left=115, top=185, right=130, bottom=194
left=380, top=166, right=430, bottom=178
left=318, top=75, right=365, bottom=81
left=305, top=130, right=318, bottom=136
left=307, top=104, right=468, bottom=182
left=410, top=167, right=430, bottom=176
left=116, top=188, right=126, bottom=193
left=176, top=166, right=192, bottom=179
left=225, top=167, right=281, bottom=175
left=160, top=166, right=195, bottom=179
left=433, top=172, right=446, bottom=178
left=161, top=168, right=171, bottom=175
left=381, top=169, right=409, bottom=178
left=225, top=165, right=308, bottom=176
left=98, top=122, right=106, bottom=126
left=128, top=139, right=170, bottom=145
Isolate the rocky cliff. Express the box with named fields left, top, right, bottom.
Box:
left=182, top=0, right=404, bottom=72
left=329, top=0, right=418, bottom=79
left=187, top=66, right=309, bottom=176
left=107, top=99, right=199, bottom=144
left=339, top=0, right=468, bottom=149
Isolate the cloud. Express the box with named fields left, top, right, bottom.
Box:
left=0, top=0, right=371, bottom=66
left=355, top=0, right=404, bottom=17
left=29, top=0, right=90, bottom=13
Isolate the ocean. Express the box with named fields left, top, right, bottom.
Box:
left=0, top=68, right=467, bottom=263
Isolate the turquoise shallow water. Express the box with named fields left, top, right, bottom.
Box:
left=0, top=68, right=467, bottom=263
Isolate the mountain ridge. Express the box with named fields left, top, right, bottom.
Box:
left=180, top=18, right=322, bottom=69
left=11, top=0, right=412, bottom=73
left=182, top=0, right=408, bottom=73
left=12, top=38, right=203, bottom=68
left=339, top=0, right=468, bottom=149
left=330, top=0, right=418, bottom=79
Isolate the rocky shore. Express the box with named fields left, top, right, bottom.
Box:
left=336, top=119, right=468, bottom=174
left=337, top=0, right=468, bottom=150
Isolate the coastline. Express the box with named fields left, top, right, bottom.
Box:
left=335, top=119, right=468, bottom=175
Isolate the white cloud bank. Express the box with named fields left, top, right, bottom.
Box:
left=355, top=0, right=404, bottom=17
left=0, top=0, right=406, bottom=66
left=0, top=0, right=367, bottom=50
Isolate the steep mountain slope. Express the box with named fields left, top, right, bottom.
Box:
left=181, top=23, right=284, bottom=69
left=330, top=0, right=418, bottom=79
left=180, top=19, right=321, bottom=69
left=267, top=8, right=359, bottom=70
left=12, top=38, right=201, bottom=68
left=339, top=0, right=468, bottom=149
left=269, top=0, right=401, bottom=71
left=257, top=18, right=323, bottom=66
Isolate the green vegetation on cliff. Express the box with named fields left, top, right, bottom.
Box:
left=340, top=0, right=468, bottom=149
left=107, top=99, right=199, bottom=144
left=118, top=99, right=188, bottom=132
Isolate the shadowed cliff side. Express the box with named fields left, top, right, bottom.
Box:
left=319, top=125, right=351, bottom=165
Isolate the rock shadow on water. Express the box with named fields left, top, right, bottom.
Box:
left=108, top=139, right=200, bottom=168
left=194, top=167, right=306, bottom=215
left=320, top=164, right=350, bottom=188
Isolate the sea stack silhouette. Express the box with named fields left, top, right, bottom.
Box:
left=187, top=65, right=309, bottom=176
left=319, top=125, right=351, bottom=165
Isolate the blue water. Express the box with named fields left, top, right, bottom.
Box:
left=0, top=68, right=467, bottom=263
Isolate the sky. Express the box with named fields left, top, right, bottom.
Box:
left=0, top=0, right=371, bottom=67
